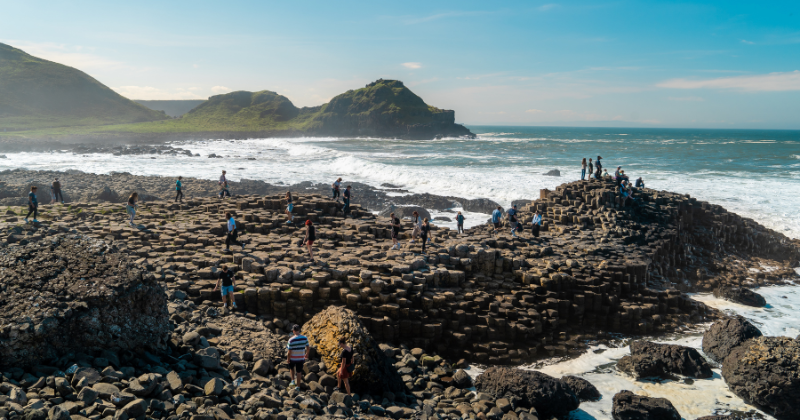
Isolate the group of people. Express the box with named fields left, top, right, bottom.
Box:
left=580, top=156, right=606, bottom=181
left=492, top=205, right=543, bottom=238
left=23, top=177, right=65, bottom=224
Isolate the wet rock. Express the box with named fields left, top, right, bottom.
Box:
left=380, top=206, right=431, bottom=221
left=457, top=197, right=501, bottom=214
left=617, top=341, right=712, bottom=379
left=713, top=286, right=766, bottom=307
left=560, top=375, right=601, bottom=402
left=303, top=306, right=404, bottom=393
left=702, top=316, right=763, bottom=363
left=721, top=336, right=800, bottom=420
left=612, top=390, right=681, bottom=420
left=452, top=369, right=473, bottom=388
left=474, top=366, right=579, bottom=418
left=543, top=169, right=561, bottom=176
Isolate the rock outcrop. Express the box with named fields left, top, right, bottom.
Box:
left=561, top=375, right=601, bottom=402
left=721, top=336, right=800, bottom=420
left=617, top=341, right=713, bottom=379
left=612, top=390, right=681, bottom=420
left=474, top=367, right=580, bottom=418
left=0, top=234, right=169, bottom=367
left=303, top=307, right=404, bottom=393
left=712, top=285, right=766, bottom=307
left=702, top=316, right=763, bottom=363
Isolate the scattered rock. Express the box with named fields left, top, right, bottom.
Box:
left=612, top=390, right=681, bottom=420
left=561, top=375, right=601, bottom=401
left=617, top=341, right=712, bottom=379
left=474, top=367, right=579, bottom=418
left=713, top=286, right=767, bottom=307
left=702, top=316, right=763, bottom=363
left=543, top=169, right=561, bottom=176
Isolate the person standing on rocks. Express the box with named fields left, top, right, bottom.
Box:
left=175, top=176, right=184, bottom=203
left=219, top=170, right=227, bottom=185
left=588, top=159, right=594, bottom=181
left=491, top=206, right=503, bottom=235
left=213, top=264, right=237, bottom=309
left=225, top=212, right=245, bottom=252
left=508, top=205, right=519, bottom=237
left=581, top=158, right=587, bottom=180
left=219, top=182, right=231, bottom=199
left=303, top=220, right=316, bottom=263
left=332, top=177, right=342, bottom=202
left=336, top=338, right=353, bottom=396
left=390, top=212, right=402, bottom=250
left=126, top=192, right=138, bottom=227
left=287, top=324, right=309, bottom=387
left=51, top=178, right=64, bottom=204
left=531, top=210, right=542, bottom=238
left=25, top=186, right=39, bottom=224
left=420, top=218, right=431, bottom=254
left=456, top=211, right=465, bottom=235
left=285, top=192, right=294, bottom=224
left=410, top=211, right=422, bottom=243
left=342, top=186, right=353, bottom=217
left=595, top=155, right=603, bottom=180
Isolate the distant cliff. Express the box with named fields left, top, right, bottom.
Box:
left=135, top=100, right=206, bottom=117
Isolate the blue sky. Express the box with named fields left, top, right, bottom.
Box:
left=2, top=0, right=800, bottom=128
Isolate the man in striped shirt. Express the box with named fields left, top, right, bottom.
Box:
left=287, top=324, right=309, bottom=386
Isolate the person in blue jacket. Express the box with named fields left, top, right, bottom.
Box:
left=491, top=206, right=503, bottom=235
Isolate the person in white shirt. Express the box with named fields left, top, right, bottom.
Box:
left=332, top=178, right=342, bottom=201
left=410, top=211, right=423, bottom=243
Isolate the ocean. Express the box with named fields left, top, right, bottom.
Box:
left=3, top=126, right=800, bottom=418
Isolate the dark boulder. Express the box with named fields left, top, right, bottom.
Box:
left=474, top=367, right=579, bottom=418
left=88, top=186, right=120, bottom=202
left=457, top=198, right=502, bottom=214
left=617, top=341, right=712, bottom=379
left=702, top=316, right=763, bottom=363
left=560, top=375, right=601, bottom=402
left=612, top=390, right=681, bottom=420
left=543, top=169, right=561, bottom=176
left=379, top=206, right=431, bottom=221
left=721, top=336, right=800, bottom=420
left=713, top=286, right=766, bottom=307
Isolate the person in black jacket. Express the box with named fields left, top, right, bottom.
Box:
left=420, top=218, right=431, bottom=254
left=304, top=220, right=316, bottom=263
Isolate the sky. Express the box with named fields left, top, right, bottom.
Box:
left=2, top=0, right=800, bottom=129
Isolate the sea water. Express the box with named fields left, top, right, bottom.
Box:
left=3, top=126, right=799, bottom=236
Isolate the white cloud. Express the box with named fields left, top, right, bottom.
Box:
left=525, top=109, right=544, bottom=114
left=211, top=86, right=232, bottom=94
left=741, top=39, right=755, bottom=45
left=657, top=70, right=800, bottom=91
left=402, top=62, right=422, bottom=69
left=113, top=86, right=205, bottom=100
left=668, top=96, right=704, bottom=101
left=2, top=39, right=125, bottom=71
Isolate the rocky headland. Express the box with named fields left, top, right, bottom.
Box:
left=0, top=169, right=799, bottom=420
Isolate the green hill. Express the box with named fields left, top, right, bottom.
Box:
left=135, top=100, right=207, bottom=117
left=0, top=43, right=167, bottom=131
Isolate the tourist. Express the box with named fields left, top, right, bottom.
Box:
left=219, top=170, right=227, bottom=185
left=342, top=186, right=352, bottom=216
left=635, top=177, right=645, bottom=188
left=588, top=159, right=594, bottom=181
left=175, top=176, right=184, bottom=203
left=213, top=264, right=237, bottom=309
left=602, top=169, right=610, bottom=179
left=531, top=210, right=542, bottom=238
left=219, top=182, right=231, bottom=199
left=410, top=211, right=422, bottom=243
left=508, top=205, right=519, bottom=237
left=615, top=166, right=622, bottom=185
left=25, top=186, right=39, bottom=224
left=581, top=158, right=587, bottom=180
left=491, top=206, right=503, bottom=235
left=285, top=192, right=294, bottom=224
left=336, top=338, right=353, bottom=396
left=420, top=218, right=431, bottom=253
left=390, top=212, right=401, bottom=250
left=303, top=220, right=316, bottom=263
left=287, top=325, right=309, bottom=387
left=225, top=212, right=245, bottom=252
left=595, top=156, right=603, bottom=180
left=332, top=177, right=342, bottom=202
left=456, top=211, right=465, bottom=234
left=52, top=178, right=64, bottom=204
left=126, top=192, right=138, bottom=227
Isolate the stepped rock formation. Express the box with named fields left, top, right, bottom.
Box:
left=0, top=235, right=169, bottom=367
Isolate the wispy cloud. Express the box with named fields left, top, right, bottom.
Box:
left=113, top=86, right=206, bottom=100
left=402, top=62, right=422, bottom=69
left=211, top=86, right=232, bottom=94
left=525, top=109, right=544, bottom=114
left=741, top=39, right=755, bottom=45
left=3, top=40, right=126, bottom=71
left=403, top=10, right=495, bottom=24
left=668, top=96, right=704, bottom=101
left=657, top=70, right=800, bottom=91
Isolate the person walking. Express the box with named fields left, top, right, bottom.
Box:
left=410, top=211, right=422, bottom=243
left=303, top=220, right=316, bottom=263
left=456, top=211, right=465, bottom=235
left=531, top=210, right=542, bottom=238
left=508, top=204, right=519, bottom=237
left=342, top=186, right=352, bottom=217
left=335, top=338, right=353, bottom=396
left=219, top=170, right=227, bottom=185
left=491, top=206, right=503, bottom=235
left=225, top=212, right=245, bottom=252
left=332, top=177, right=342, bottom=202
left=588, top=159, right=594, bottom=181
left=175, top=176, right=184, bottom=203
left=581, top=158, right=587, bottom=180
left=213, top=264, right=237, bottom=309
left=285, top=192, right=294, bottom=224
left=219, top=182, right=231, bottom=199
left=287, top=325, right=309, bottom=387
left=420, top=218, right=431, bottom=254
left=25, top=186, right=39, bottom=224
left=389, top=212, right=401, bottom=250
left=126, top=192, right=138, bottom=227
left=52, top=178, right=64, bottom=204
